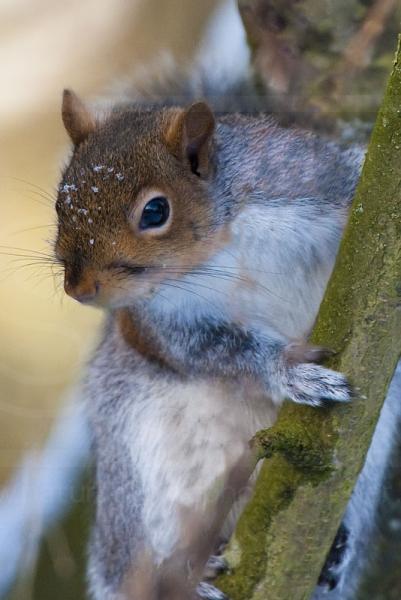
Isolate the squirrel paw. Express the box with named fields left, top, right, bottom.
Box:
left=285, top=363, right=352, bottom=407
left=203, top=555, right=228, bottom=579
left=197, top=582, right=229, bottom=600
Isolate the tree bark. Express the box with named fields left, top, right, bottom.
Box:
left=216, top=36, right=401, bottom=600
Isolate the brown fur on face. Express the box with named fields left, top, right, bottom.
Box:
left=55, top=93, right=227, bottom=308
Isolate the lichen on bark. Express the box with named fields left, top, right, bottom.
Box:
left=216, top=36, right=401, bottom=600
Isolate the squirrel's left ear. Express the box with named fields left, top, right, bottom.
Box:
left=62, top=89, right=96, bottom=146
left=166, top=102, right=215, bottom=177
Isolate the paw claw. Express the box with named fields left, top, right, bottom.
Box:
left=287, top=364, right=352, bottom=407
left=204, top=555, right=228, bottom=579
left=197, top=582, right=229, bottom=600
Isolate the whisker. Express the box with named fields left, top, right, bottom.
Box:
left=0, top=252, right=60, bottom=267
left=0, top=244, right=57, bottom=257
left=1, top=176, right=56, bottom=201
left=0, top=256, right=60, bottom=268
left=194, top=269, right=285, bottom=301
left=6, top=189, right=53, bottom=210
left=0, top=257, right=62, bottom=284
left=152, top=289, right=175, bottom=309
left=160, top=281, right=222, bottom=312
left=163, top=276, right=230, bottom=300
left=200, top=263, right=284, bottom=276
left=155, top=267, right=286, bottom=302
left=33, top=271, right=63, bottom=288
left=26, top=190, right=55, bottom=207
left=8, top=224, right=57, bottom=236
left=130, top=262, right=284, bottom=277
left=109, top=261, right=286, bottom=303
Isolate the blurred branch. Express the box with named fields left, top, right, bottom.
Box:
left=340, top=0, right=396, bottom=71
left=328, top=0, right=397, bottom=102
left=238, top=0, right=399, bottom=134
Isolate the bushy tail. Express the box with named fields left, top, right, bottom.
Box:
left=112, top=0, right=269, bottom=114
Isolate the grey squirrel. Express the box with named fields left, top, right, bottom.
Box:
left=54, top=81, right=364, bottom=600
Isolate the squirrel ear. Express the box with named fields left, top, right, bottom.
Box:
left=167, top=102, right=215, bottom=177
left=62, top=89, right=96, bottom=146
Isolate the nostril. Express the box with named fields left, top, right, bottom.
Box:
left=75, top=288, right=97, bottom=304
left=66, top=281, right=100, bottom=304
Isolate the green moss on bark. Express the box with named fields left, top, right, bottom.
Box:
left=253, top=404, right=336, bottom=473
left=217, top=37, right=401, bottom=600
left=218, top=457, right=302, bottom=599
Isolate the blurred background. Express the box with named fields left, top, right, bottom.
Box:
left=1, top=0, right=400, bottom=598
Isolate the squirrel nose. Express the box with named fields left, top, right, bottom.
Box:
left=65, top=278, right=99, bottom=304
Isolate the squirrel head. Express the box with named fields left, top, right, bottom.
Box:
left=55, top=90, right=227, bottom=308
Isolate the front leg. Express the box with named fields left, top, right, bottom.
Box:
left=151, top=316, right=352, bottom=407
left=275, top=343, right=351, bottom=407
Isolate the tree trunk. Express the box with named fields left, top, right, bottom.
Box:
left=216, top=36, right=401, bottom=600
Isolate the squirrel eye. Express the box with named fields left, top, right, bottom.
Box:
left=139, top=196, right=170, bottom=230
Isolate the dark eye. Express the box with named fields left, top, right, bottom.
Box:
left=139, top=197, right=170, bottom=230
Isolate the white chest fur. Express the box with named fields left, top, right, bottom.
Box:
left=126, top=377, right=277, bottom=563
